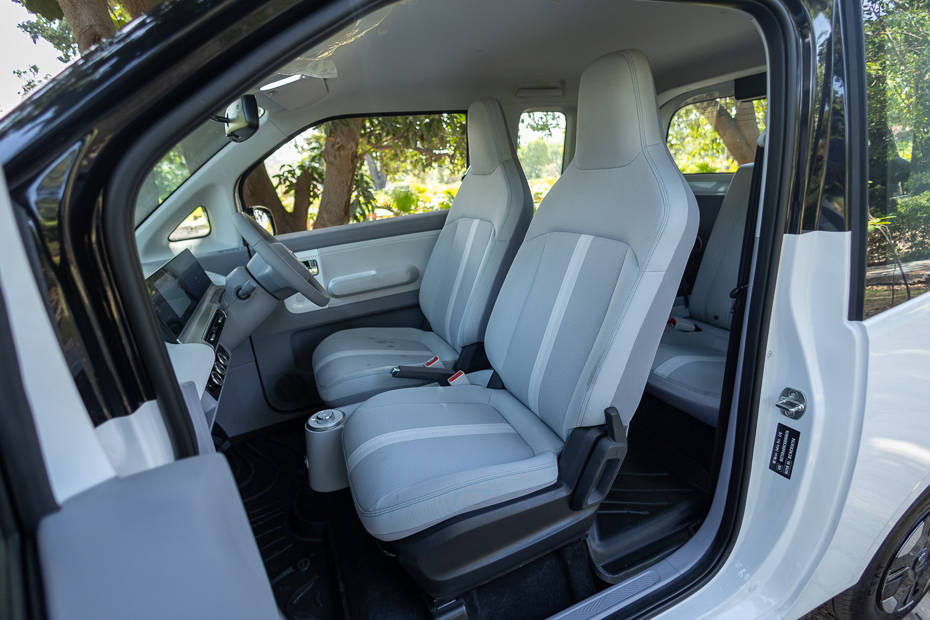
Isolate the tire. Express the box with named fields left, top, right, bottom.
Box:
left=832, top=488, right=930, bottom=620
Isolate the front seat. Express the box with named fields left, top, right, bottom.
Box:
left=645, top=162, right=755, bottom=425
left=311, top=98, right=532, bottom=406
left=341, top=50, right=698, bottom=593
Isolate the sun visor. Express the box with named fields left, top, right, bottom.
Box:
left=261, top=77, right=329, bottom=111
left=274, top=6, right=392, bottom=80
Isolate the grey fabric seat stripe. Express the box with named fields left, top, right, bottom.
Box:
left=527, top=234, right=593, bottom=413
left=314, top=348, right=433, bottom=371
left=346, top=423, right=517, bottom=471
left=453, top=224, right=495, bottom=345
left=443, top=218, right=482, bottom=340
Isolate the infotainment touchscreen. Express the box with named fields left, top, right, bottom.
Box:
left=145, top=249, right=211, bottom=339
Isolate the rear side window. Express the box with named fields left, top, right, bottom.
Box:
left=243, top=113, right=466, bottom=235
left=668, top=97, right=767, bottom=173
left=862, top=0, right=930, bottom=318
left=517, top=111, right=566, bottom=208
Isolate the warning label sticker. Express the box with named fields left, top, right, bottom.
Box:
left=769, top=423, right=800, bottom=479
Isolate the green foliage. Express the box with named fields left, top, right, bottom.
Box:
left=517, top=138, right=561, bottom=178
left=360, top=113, right=467, bottom=180
left=273, top=135, right=325, bottom=211
left=868, top=193, right=930, bottom=265
left=150, top=148, right=190, bottom=204
left=667, top=98, right=766, bottom=173
left=350, top=167, right=377, bottom=222
left=519, top=111, right=565, bottom=138
left=13, top=65, right=52, bottom=96
left=863, top=0, right=930, bottom=281
left=16, top=13, right=77, bottom=63
left=18, top=0, right=63, bottom=21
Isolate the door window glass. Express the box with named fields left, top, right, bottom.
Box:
left=668, top=97, right=767, bottom=173
left=135, top=119, right=228, bottom=226
left=168, top=206, right=211, bottom=242
left=243, top=113, right=467, bottom=235
left=517, top=111, right=566, bottom=208
left=862, top=0, right=930, bottom=318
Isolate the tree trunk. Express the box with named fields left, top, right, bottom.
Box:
left=121, top=0, right=162, bottom=19
left=58, top=0, right=115, bottom=53
left=314, top=119, right=362, bottom=229
left=242, top=164, right=309, bottom=233
left=695, top=100, right=758, bottom=165
left=364, top=153, right=387, bottom=190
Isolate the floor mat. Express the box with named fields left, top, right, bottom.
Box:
left=587, top=396, right=715, bottom=580
left=223, top=420, right=605, bottom=619
left=223, top=422, right=346, bottom=619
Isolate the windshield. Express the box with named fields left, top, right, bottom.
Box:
left=134, top=118, right=228, bottom=227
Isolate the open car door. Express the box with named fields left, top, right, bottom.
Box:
left=0, top=167, right=280, bottom=620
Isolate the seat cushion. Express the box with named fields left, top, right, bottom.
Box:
left=645, top=322, right=730, bottom=426
left=342, top=385, right=562, bottom=541
left=312, top=327, right=459, bottom=406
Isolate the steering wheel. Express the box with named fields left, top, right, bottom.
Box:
left=233, top=212, right=330, bottom=306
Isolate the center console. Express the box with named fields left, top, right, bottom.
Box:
left=145, top=249, right=277, bottom=418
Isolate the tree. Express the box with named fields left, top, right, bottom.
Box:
left=15, top=0, right=160, bottom=81
left=693, top=100, right=759, bottom=165
left=256, top=113, right=467, bottom=233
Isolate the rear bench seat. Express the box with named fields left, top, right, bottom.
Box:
left=645, top=163, right=754, bottom=426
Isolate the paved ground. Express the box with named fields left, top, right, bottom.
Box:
left=801, top=593, right=930, bottom=619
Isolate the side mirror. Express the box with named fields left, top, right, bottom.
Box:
left=224, top=95, right=259, bottom=142
left=246, top=206, right=276, bottom=235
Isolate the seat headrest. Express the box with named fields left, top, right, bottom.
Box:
left=574, top=50, right=662, bottom=170
left=467, top=98, right=515, bottom=175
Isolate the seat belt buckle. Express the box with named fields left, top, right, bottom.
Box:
left=447, top=370, right=470, bottom=385
left=668, top=317, right=697, bottom=332
left=424, top=355, right=440, bottom=367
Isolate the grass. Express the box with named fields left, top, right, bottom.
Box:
left=863, top=284, right=930, bottom=318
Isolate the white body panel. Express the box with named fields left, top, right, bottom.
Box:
left=650, top=231, right=930, bottom=618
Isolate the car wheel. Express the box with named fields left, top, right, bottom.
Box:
left=833, top=489, right=930, bottom=620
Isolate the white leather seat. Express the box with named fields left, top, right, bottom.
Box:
left=312, top=98, right=532, bottom=406
left=645, top=163, right=754, bottom=425
left=343, top=50, right=698, bottom=541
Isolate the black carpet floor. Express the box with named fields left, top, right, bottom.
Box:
left=221, top=420, right=604, bottom=619
left=589, top=395, right=715, bottom=580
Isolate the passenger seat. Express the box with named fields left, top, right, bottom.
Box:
left=645, top=163, right=754, bottom=425
left=311, top=98, right=532, bottom=406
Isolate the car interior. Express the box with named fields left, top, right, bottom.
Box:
left=127, top=0, right=769, bottom=616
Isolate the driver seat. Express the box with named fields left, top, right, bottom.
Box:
left=312, top=98, right=532, bottom=406
left=342, top=50, right=699, bottom=594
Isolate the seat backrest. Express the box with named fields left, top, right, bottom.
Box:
left=418, top=99, right=532, bottom=352
left=687, top=163, right=754, bottom=330
left=484, top=50, right=699, bottom=439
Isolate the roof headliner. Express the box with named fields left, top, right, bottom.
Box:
left=256, top=0, right=764, bottom=114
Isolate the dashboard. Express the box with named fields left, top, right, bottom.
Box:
left=145, top=249, right=212, bottom=340
left=145, top=250, right=230, bottom=408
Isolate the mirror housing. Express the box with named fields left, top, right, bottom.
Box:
left=224, top=95, right=259, bottom=142
left=245, top=206, right=276, bottom=235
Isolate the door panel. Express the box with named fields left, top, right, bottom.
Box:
left=38, top=454, right=278, bottom=620
left=283, top=229, right=439, bottom=314
left=232, top=212, right=446, bottom=421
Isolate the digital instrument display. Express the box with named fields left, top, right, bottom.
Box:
left=145, top=249, right=211, bottom=340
